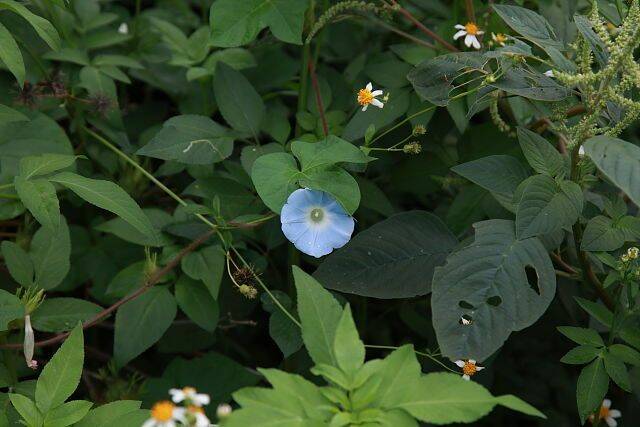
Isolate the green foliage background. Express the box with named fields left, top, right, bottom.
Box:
left=1, top=0, right=640, bottom=426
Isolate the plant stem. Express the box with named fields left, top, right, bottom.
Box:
left=364, top=344, right=459, bottom=373
left=388, top=0, right=459, bottom=52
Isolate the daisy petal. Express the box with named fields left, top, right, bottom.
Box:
left=371, top=90, right=383, bottom=96
left=464, top=34, right=474, bottom=47
left=455, top=24, right=466, bottom=30
left=453, top=30, right=466, bottom=40
left=362, top=104, right=368, bottom=112
left=472, top=37, right=481, bottom=49
left=605, top=417, right=617, bottom=427
left=609, top=410, right=621, bottom=418
left=371, top=99, right=384, bottom=108
left=455, top=360, right=465, bottom=367
left=462, top=374, right=470, bottom=380
left=366, top=82, right=373, bottom=91
left=603, top=399, right=611, bottom=409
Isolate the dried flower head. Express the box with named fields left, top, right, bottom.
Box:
left=403, top=141, right=422, bottom=154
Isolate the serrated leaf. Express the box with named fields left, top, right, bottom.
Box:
left=0, top=289, right=23, bottom=331
left=315, top=211, right=457, bottom=298
left=293, top=266, right=342, bottom=367
left=432, top=220, right=556, bottom=361
left=515, top=175, right=583, bottom=239
left=43, top=400, right=93, bottom=427
left=0, top=22, right=25, bottom=86
left=74, top=400, right=142, bottom=427
left=603, top=352, right=630, bottom=391
left=576, top=358, right=608, bottom=424
left=333, top=305, right=365, bottom=374
left=14, top=177, right=60, bottom=230
left=1, top=240, right=33, bottom=286
left=517, top=127, right=564, bottom=177
left=30, top=217, right=70, bottom=290
left=35, top=324, right=84, bottom=413
left=560, top=345, right=600, bottom=365
left=31, top=298, right=102, bottom=333
left=558, top=326, right=604, bottom=347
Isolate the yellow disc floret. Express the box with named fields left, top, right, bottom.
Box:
left=358, top=88, right=374, bottom=106
left=465, top=22, right=479, bottom=35
left=151, top=401, right=175, bottom=422
left=463, top=361, right=477, bottom=376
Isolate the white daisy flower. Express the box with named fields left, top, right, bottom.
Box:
left=118, top=23, right=129, bottom=34
left=454, top=359, right=485, bottom=380
left=588, top=399, right=621, bottom=427
left=357, top=82, right=384, bottom=111
left=169, top=387, right=210, bottom=407
left=142, top=401, right=179, bottom=427
left=544, top=70, right=555, bottom=78
left=454, top=22, right=484, bottom=50
left=175, top=406, right=211, bottom=427
left=491, top=33, right=508, bottom=47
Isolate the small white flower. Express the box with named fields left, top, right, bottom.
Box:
left=174, top=406, right=211, bottom=427
left=454, top=359, right=485, bottom=380
left=23, top=315, right=37, bottom=370
left=454, top=23, right=484, bottom=50
left=357, top=82, right=384, bottom=111
left=216, top=403, right=232, bottom=419
left=544, top=70, right=555, bottom=78
left=491, top=33, right=508, bottom=47
left=579, top=145, right=585, bottom=156
left=588, top=399, right=621, bottom=427
left=169, top=387, right=210, bottom=407
left=118, top=23, right=129, bottom=34
left=142, top=401, right=179, bottom=427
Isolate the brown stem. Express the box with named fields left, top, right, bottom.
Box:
left=0, top=229, right=216, bottom=350
left=308, top=60, right=329, bottom=136
left=389, top=0, right=459, bottom=52
left=465, top=0, right=476, bottom=23
left=550, top=252, right=579, bottom=275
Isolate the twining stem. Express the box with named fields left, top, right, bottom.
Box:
left=0, top=229, right=216, bottom=349
left=387, top=0, right=459, bottom=52
left=308, top=60, right=329, bottom=136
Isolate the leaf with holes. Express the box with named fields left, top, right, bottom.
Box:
left=314, top=211, right=457, bottom=298
left=432, top=219, right=556, bottom=361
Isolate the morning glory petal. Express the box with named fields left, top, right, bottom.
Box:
left=280, top=188, right=355, bottom=258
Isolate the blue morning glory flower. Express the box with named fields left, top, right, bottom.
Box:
left=281, top=188, right=355, bottom=258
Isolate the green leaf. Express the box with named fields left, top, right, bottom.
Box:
left=19, top=154, right=78, bottom=180
left=114, top=287, right=177, bottom=367
left=258, top=369, right=332, bottom=420
left=1, top=240, right=33, bottom=286
left=293, top=266, right=343, bottom=367
left=214, top=63, right=265, bottom=137
left=30, top=217, right=71, bottom=290
left=31, top=298, right=102, bottom=333
left=575, top=297, right=613, bottom=326
left=369, top=345, right=421, bottom=408
left=0, top=289, right=24, bottom=331
left=560, top=345, right=600, bottom=365
left=315, top=211, right=457, bottom=298
left=517, top=127, right=565, bottom=177
left=609, top=344, right=640, bottom=366
left=407, top=53, right=486, bottom=106
left=576, top=358, right=609, bottom=424
left=581, top=215, right=640, bottom=251
left=252, top=136, right=369, bottom=214
left=35, top=324, right=84, bottom=413
left=261, top=291, right=303, bottom=358
left=95, top=208, right=172, bottom=248
left=136, top=115, right=234, bottom=165
left=210, top=0, right=310, bottom=47
left=604, top=351, right=630, bottom=391
left=43, top=400, right=93, bottom=427
left=432, top=220, right=556, bottom=361
left=174, top=276, right=219, bottom=332
left=584, top=136, right=640, bottom=208
left=515, top=175, right=583, bottom=239
left=397, top=372, right=544, bottom=423
left=9, top=394, right=43, bottom=427
left=0, top=22, right=24, bottom=86
left=75, top=400, right=142, bottom=427
left=574, top=15, right=609, bottom=66
left=333, top=305, right=365, bottom=374
left=0, top=103, right=28, bottom=124
left=490, top=67, right=569, bottom=101
left=557, top=326, right=605, bottom=347
left=493, top=4, right=561, bottom=49
left=14, top=177, right=60, bottom=230
left=49, top=172, right=158, bottom=244
left=451, top=155, right=529, bottom=211
left=180, top=245, right=225, bottom=299
left=0, top=0, right=61, bottom=50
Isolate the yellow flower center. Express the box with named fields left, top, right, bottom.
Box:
left=494, top=33, right=507, bottom=44
left=151, top=401, right=175, bottom=422
left=358, top=88, right=374, bottom=106
left=465, top=22, right=479, bottom=36
left=183, top=386, right=196, bottom=394
left=188, top=405, right=205, bottom=414
left=462, top=362, right=477, bottom=376
left=599, top=404, right=610, bottom=420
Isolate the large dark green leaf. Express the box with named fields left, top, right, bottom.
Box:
left=517, top=127, right=565, bottom=177
left=31, top=298, right=102, bottom=332
left=432, top=220, right=556, bottom=361
left=493, top=4, right=562, bottom=49
left=407, top=53, right=486, bottom=106
left=581, top=215, right=640, bottom=251
left=137, top=115, right=234, bottom=164
left=490, top=67, right=569, bottom=101
left=584, top=136, right=640, bottom=208
left=576, top=358, right=608, bottom=424
left=315, top=211, right=457, bottom=298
